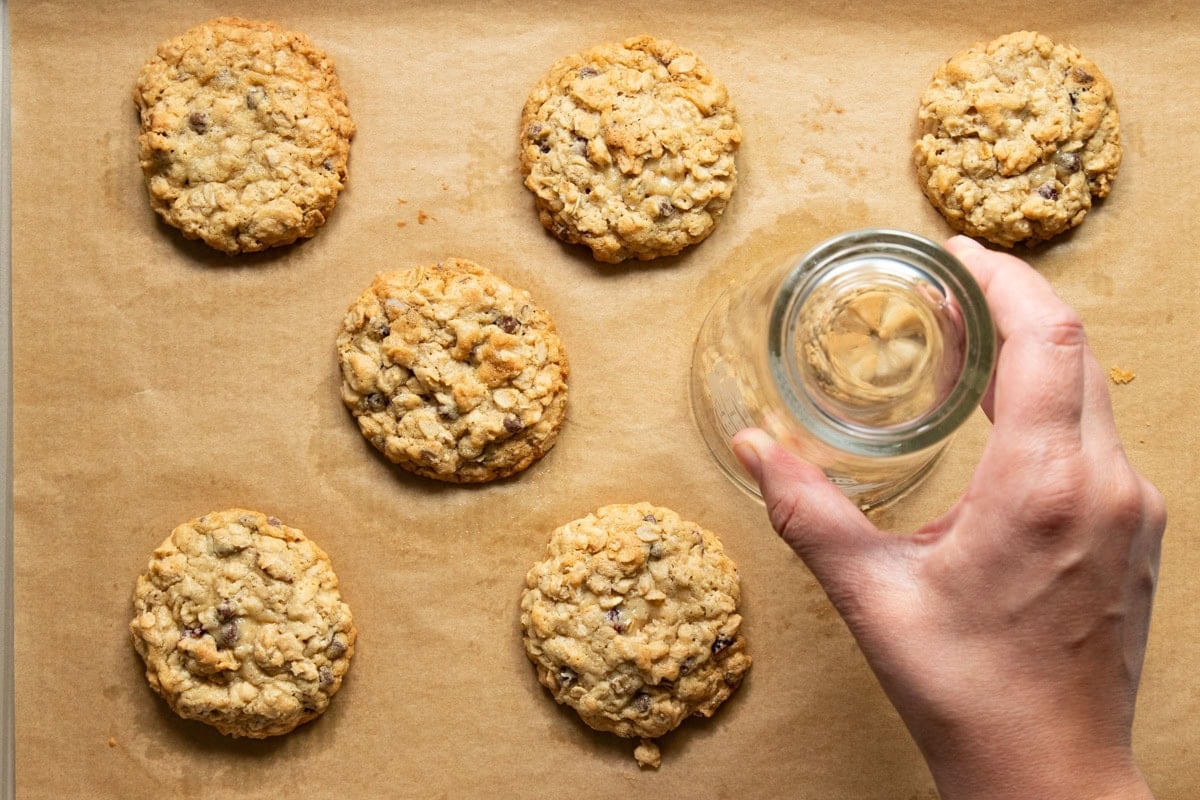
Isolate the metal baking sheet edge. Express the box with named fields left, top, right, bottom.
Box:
left=1, top=1, right=15, bottom=798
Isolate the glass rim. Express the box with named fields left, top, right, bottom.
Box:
left=767, top=228, right=996, bottom=457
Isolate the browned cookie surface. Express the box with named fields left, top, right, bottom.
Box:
left=130, top=509, right=356, bottom=738
left=338, top=259, right=569, bottom=483
left=520, top=36, right=740, bottom=263
left=521, top=502, right=751, bottom=767
left=914, top=31, right=1121, bottom=246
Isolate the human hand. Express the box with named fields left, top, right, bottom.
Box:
left=732, top=236, right=1165, bottom=800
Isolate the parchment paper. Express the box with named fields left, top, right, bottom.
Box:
left=9, top=1, right=1199, bottom=797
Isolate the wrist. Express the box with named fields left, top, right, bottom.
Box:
left=928, top=749, right=1153, bottom=800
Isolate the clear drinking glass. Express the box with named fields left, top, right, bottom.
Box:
left=690, top=229, right=996, bottom=509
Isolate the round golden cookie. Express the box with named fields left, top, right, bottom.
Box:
left=520, top=36, right=741, bottom=263
left=134, top=17, right=355, bottom=253
left=913, top=31, right=1121, bottom=247
left=520, top=503, right=751, bottom=768
left=130, top=509, right=356, bottom=738
left=338, top=259, right=569, bottom=483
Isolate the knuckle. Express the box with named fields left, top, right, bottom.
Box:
left=1110, top=469, right=1143, bottom=506
left=1037, top=307, right=1087, bottom=349
left=1096, top=470, right=1168, bottom=542
left=1018, top=454, right=1089, bottom=533
left=1004, top=442, right=1168, bottom=547
left=1103, top=473, right=1147, bottom=529
left=765, top=489, right=807, bottom=549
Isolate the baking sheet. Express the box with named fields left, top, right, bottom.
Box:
left=8, top=1, right=1200, bottom=797
left=2, top=6, right=15, bottom=800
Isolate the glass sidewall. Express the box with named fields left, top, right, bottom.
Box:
left=691, top=228, right=995, bottom=509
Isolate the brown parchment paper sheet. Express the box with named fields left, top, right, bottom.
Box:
left=9, top=1, right=1200, bottom=797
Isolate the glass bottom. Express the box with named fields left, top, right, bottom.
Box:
left=689, top=352, right=949, bottom=511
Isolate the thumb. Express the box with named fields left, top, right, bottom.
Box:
left=731, top=428, right=889, bottom=576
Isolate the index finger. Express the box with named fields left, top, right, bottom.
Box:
left=945, top=236, right=1086, bottom=446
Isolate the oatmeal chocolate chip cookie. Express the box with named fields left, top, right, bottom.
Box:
left=913, top=31, right=1121, bottom=247
left=520, top=35, right=741, bottom=263
left=338, top=259, right=569, bottom=483
left=134, top=17, right=355, bottom=253
left=130, top=509, right=356, bottom=738
left=520, top=503, right=751, bottom=768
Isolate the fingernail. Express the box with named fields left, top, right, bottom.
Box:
left=731, top=429, right=771, bottom=483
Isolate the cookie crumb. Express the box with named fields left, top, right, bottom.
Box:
left=1109, top=366, right=1136, bottom=385
left=396, top=220, right=407, bottom=229
left=417, top=210, right=433, bottom=224
left=107, top=737, right=117, bottom=748
left=634, top=738, right=662, bottom=769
